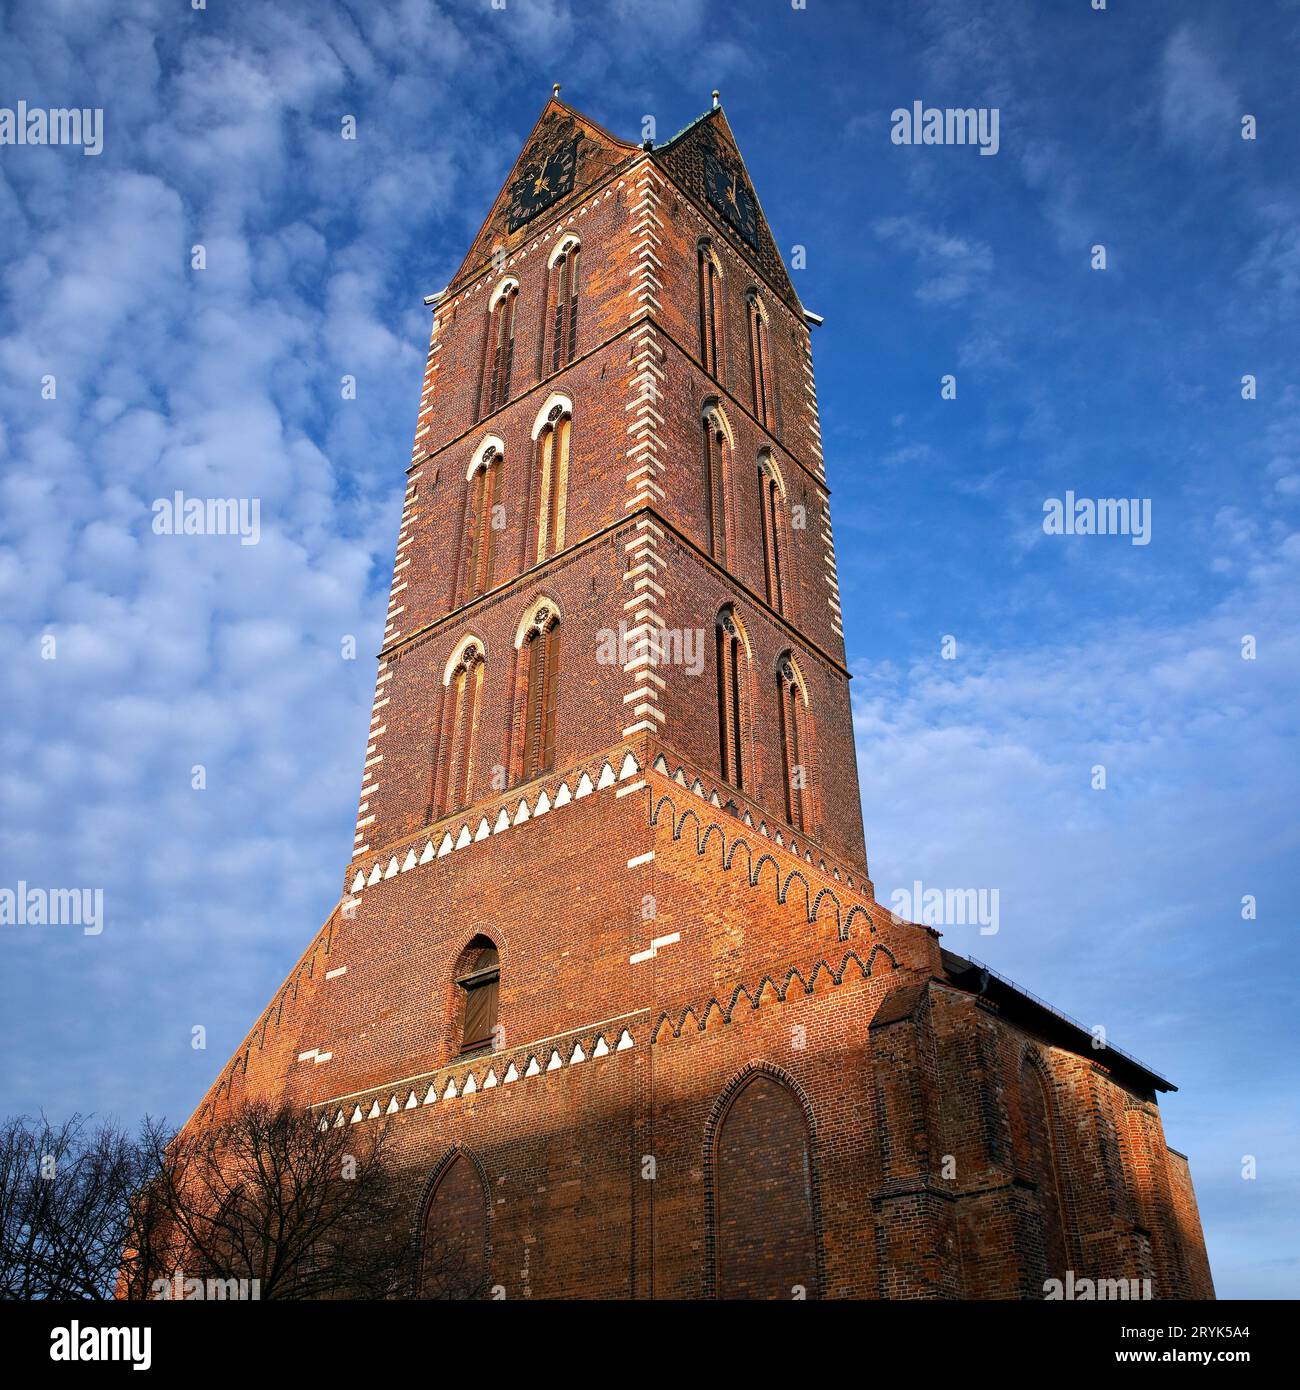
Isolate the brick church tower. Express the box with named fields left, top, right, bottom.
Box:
left=187, top=94, right=1214, bottom=1300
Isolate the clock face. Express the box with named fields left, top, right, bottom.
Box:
left=703, top=151, right=759, bottom=249
left=506, top=137, right=580, bottom=232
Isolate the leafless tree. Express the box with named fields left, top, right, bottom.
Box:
left=131, top=1102, right=414, bottom=1300
left=0, top=1113, right=154, bottom=1299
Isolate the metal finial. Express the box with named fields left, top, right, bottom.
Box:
left=553, top=83, right=561, bottom=98
left=711, top=90, right=720, bottom=109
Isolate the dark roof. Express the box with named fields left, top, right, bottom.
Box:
left=940, top=950, right=1176, bottom=1094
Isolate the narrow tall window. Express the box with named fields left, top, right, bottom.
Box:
left=482, top=285, right=518, bottom=416
left=550, top=243, right=580, bottom=371
left=456, top=941, right=500, bottom=1055
left=747, top=292, right=773, bottom=429
left=463, top=446, right=501, bottom=601
left=702, top=409, right=729, bottom=562
left=712, top=1072, right=819, bottom=1299
left=697, top=242, right=722, bottom=379
left=519, top=608, right=560, bottom=782
left=716, top=609, right=745, bottom=790
left=777, top=658, right=808, bottom=833
left=436, top=643, right=485, bottom=817
left=758, top=456, right=785, bottom=613
left=535, top=404, right=571, bottom=561
left=420, top=1152, right=489, bottom=1299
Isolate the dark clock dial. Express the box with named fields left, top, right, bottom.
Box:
left=703, top=151, right=759, bottom=249
left=506, top=137, right=579, bottom=232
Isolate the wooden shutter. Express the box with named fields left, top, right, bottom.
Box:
left=540, top=626, right=559, bottom=774
left=500, top=290, right=516, bottom=405
left=702, top=424, right=717, bottom=557
left=729, top=636, right=744, bottom=791
left=461, top=976, right=498, bottom=1051
left=536, top=427, right=554, bottom=560
left=551, top=258, right=566, bottom=373
left=566, top=249, right=579, bottom=363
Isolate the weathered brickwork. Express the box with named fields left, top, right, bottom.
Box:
left=183, top=97, right=1213, bottom=1300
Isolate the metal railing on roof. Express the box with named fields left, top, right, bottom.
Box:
left=963, top=955, right=1167, bottom=1083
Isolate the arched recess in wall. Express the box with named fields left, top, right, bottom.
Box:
left=478, top=276, right=519, bottom=419
left=715, top=604, right=752, bottom=793
left=460, top=434, right=505, bottom=603
left=1016, top=1048, right=1072, bottom=1295
left=757, top=448, right=788, bottom=615
left=696, top=237, right=725, bottom=380
left=704, top=1064, right=823, bottom=1299
left=775, top=651, right=813, bottom=835
left=509, top=594, right=563, bottom=784
left=530, top=392, right=574, bottom=563
left=745, top=288, right=776, bottom=431
left=417, top=1148, right=491, bottom=1300
left=431, top=633, right=487, bottom=818
left=546, top=234, right=581, bottom=371
left=700, top=397, right=734, bottom=568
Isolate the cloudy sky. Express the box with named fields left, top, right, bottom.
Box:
left=1, top=0, right=1296, bottom=1299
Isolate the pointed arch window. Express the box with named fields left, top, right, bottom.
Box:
left=456, top=939, right=500, bottom=1056
left=701, top=404, right=731, bottom=563
left=435, top=641, right=485, bottom=817
left=518, top=606, right=560, bottom=782
left=709, top=1070, right=820, bottom=1299
left=534, top=401, right=572, bottom=562
left=697, top=240, right=723, bottom=380
left=716, top=608, right=747, bottom=791
left=480, top=281, right=518, bottom=417
left=548, top=238, right=580, bottom=371
left=758, top=452, right=786, bottom=614
left=419, top=1151, right=489, bottom=1300
left=747, top=290, right=774, bottom=430
left=1018, top=1054, right=1071, bottom=1291
left=777, top=656, right=809, bottom=833
left=463, top=444, right=502, bottom=602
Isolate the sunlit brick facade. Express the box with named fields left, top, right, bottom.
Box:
left=185, top=96, right=1213, bottom=1300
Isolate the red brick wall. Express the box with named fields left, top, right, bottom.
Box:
left=178, top=100, right=1213, bottom=1303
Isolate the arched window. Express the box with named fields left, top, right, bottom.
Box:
left=701, top=402, right=732, bottom=563
left=462, top=442, right=502, bottom=602
left=697, top=240, right=723, bottom=380
left=548, top=237, right=580, bottom=371
left=434, top=640, right=485, bottom=817
left=455, top=939, right=500, bottom=1055
left=480, top=279, right=518, bottom=417
left=777, top=656, right=809, bottom=833
left=419, top=1152, right=489, bottom=1300
left=746, top=290, right=774, bottom=430
left=709, top=1070, right=819, bottom=1299
left=757, top=451, right=786, bottom=614
left=716, top=607, right=747, bottom=791
left=1018, top=1053, right=1070, bottom=1293
left=517, top=605, right=560, bottom=782
left=533, top=398, right=572, bottom=561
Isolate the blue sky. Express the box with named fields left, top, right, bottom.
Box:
left=1, top=0, right=1296, bottom=1299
